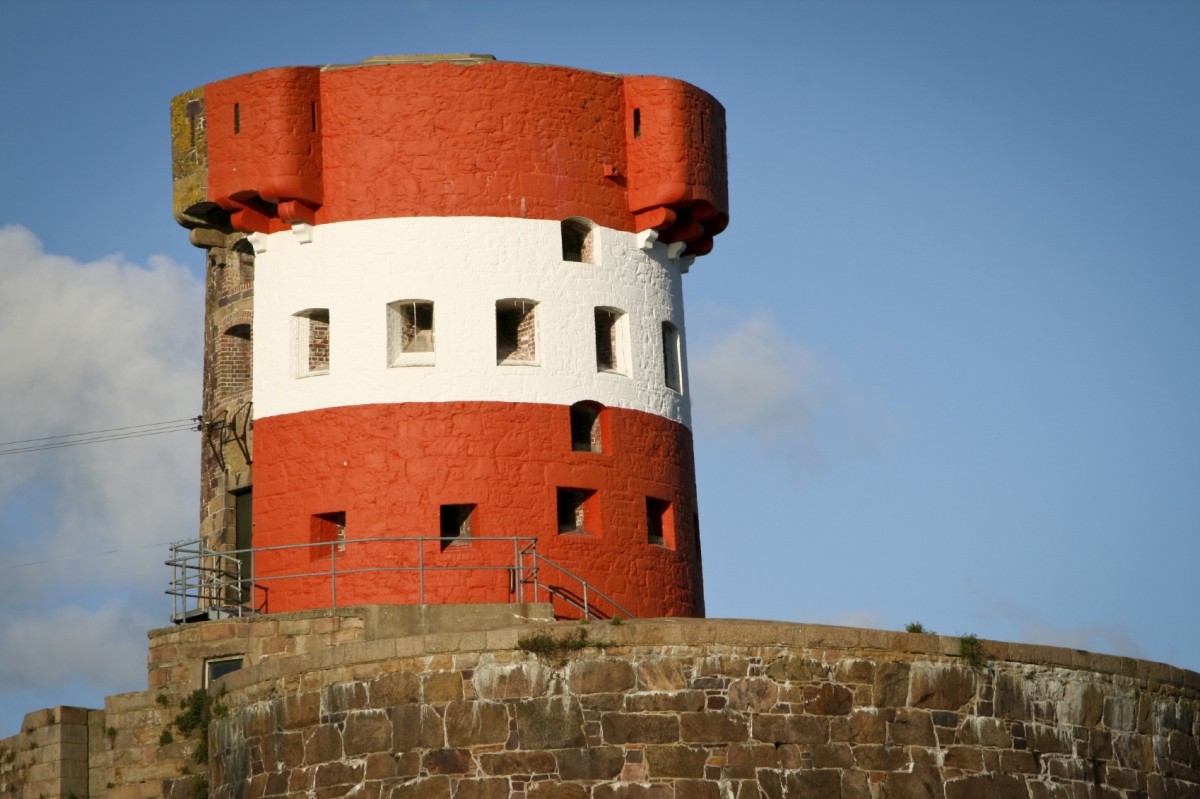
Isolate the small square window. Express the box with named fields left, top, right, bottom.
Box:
left=311, top=511, right=346, bottom=557
left=440, top=504, right=475, bottom=550
left=205, top=657, right=243, bottom=687
left=557, top=488, right=596, bottom=535
left=387, top=300, right=435, bottom=366
left=594, top=308, right=625, bottom=374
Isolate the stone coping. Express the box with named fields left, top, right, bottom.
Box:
left=202, top=610, right=1200, bottom=695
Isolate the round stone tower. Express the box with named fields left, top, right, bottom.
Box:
left=171, top=54, right=728, bottom=619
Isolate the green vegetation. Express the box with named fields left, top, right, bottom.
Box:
left=159, top=729, right=174, bottom=746
left=959, top=633, right=984, bottom=669
left=174, top=688, right=224, bottom=763
left=517, top=627, right=607, bottom=666
left=904, top=622, right=932, bottom=634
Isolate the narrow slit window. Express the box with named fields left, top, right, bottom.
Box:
left=594, top=307, right=624, bottom=373
left=561, top=219, right=595, bottom=264
left=570, top=402, right=602, bottom=453
left=440, top=504, right=475, bottom=550
left=633, top=108, right=641, bottom=138
left=556, top=488, right=596, bottom=535
left=662, top=321, right=682, bottom=392
left=387, top=300, right=434, bottom=366
left=234, top=103, right=240, bottom=134
left=646, top=498, right=673, bottom=548
left=311, top=511, right=346, bottom=558
left=293, top=308, right=330, bottom=377
left=496, top=299, right=538, bottom=364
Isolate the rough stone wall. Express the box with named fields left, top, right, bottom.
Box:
left=203, top=618, right=1200, bottom=799
left=0, top=707, right=91, bottom=799
left=193, top=227, right=254, bottom=560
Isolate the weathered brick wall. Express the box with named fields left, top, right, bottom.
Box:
left=203, top=618, right=1200, bottom=799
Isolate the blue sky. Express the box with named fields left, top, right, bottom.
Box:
left=1, top=1, right=1197, bottom=735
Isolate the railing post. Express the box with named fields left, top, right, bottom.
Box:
left=331, top=541, right=338, bottom=609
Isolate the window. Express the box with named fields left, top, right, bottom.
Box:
left=594, top=308, right=625, bottom=373
left=662, top=321, right=682, bottom=392
left=557, top=488, right=596, bottom=534
left=233, top=488, right=253, bottom=604
left=569, top=402, right=602, bottom=453
left=293, top=308, right=330, bottom=377
left=496, top=299, right=538, bottom=364
left=561, top=219, right=595, bottom=264
left=440, top=504, right=475, bottom=550
left=311, top=511, right=346, bottom=557
left=646, top=498, right=673, bottom=548
left=205, top=657, right=244, bottom=687
left=387, top=300, right=435, bottom=366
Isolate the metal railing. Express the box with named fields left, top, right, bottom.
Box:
left=166, top=535, right=634, bottom=623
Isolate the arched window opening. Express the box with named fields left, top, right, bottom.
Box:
left=561, top=219, right=595, bottom=264
left=570, top=402, right=603, bottom=453
left=594, top=307, right=626, bottom=374
left=219, top=323, right=252, bottom=398
left=496, top=299, right=538, bottom=364
left=387, top=300, right=435, bottom=366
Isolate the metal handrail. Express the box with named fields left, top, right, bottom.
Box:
left=166, top=535, right=634, bottom=623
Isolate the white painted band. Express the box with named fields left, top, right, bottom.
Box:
left=252, top=217, right=691, bottom=426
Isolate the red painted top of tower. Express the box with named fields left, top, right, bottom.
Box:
left=176, top=55, right=729, bottom=256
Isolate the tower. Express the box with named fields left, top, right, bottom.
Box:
left=171, top=54, right=728, bottom=620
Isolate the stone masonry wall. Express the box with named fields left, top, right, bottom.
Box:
left=204, top=618, right=1200, bottom=799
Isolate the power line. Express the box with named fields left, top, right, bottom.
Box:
left=0, top=417, right=200, bottom=457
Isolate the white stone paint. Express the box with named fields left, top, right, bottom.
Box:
left=252, top=216, right=692, bottom=426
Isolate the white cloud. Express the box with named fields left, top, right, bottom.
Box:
left=0, top=225, right=202, bottom=732
left=688, top=308, right=896, bottom=464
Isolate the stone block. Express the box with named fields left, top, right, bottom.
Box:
left=637, top=661, right=688, bottom=691
left=909, top=663, right=976, bottom=711
left=345, top=709, right=393, bottom=755
left=873, top=662, right=910, bottom=708
left=645, top=745, right=709, bottom=778
left=444, top=701, right=509, bottom=747
left=680, top=711, right=748, bottom=744
left=626, top=690, right=705, bottom=712
left=751, top=714, right=827, bottom=745
left=555, top=746, right=624, bottom=780
left=569, top=659, right=635, bottom=694
left=372, top=672, right=421, bottom=707
left=422, top=748, right=473, bottom=775
left=803, top=683, right=854, bottom=716
left=392, top=704, right=444, bottom=751
left=944, top=772, right=1028, bottom=799
left=888, top=708, right=935, bottom=746
left=675, top=779, right=722, bottom=799
left=452, top=777, right=510, bottom=799
left=478, top=750, right=557, bottom=775
left=527, top=782, right=590, bottom=799
left=592, top=783, right=674, bottom=799
left=727, top=678, right=779, bottom=712
left=424, top=673, right=464, bottom=703
left=515, top=697, right=586, bottom=749
left=389, top=775, right=453, bottom=799
left=784, top=768, right=842, bottom=799
left=601, top=712, right=680, bottom=744
left=304, top=723, right=344, bottom=763
left=472, top=663, right=551, bottom=700
left=852, top=744, right=910, bottom=772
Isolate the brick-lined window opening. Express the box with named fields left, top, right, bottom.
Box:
left=496, top=299, right=538, bottom=364
left=387, top=300, right=434, bottom=366
left=594, top=307, right=624, bottom=373
left=662, top=321, right=682, bottom=392
left=219, top=324, right=252, bottom=398
left=570, top=402, right=603, bottom=453
left=293, top=308, right=330, bottom=376
left=646, top=497, right=673, bottom=548
left=561, top=219, right=595, bottom=264
left=311, top=511, right=346, bottom=558
left=557, top=488, right=596, bottom=535
left=440, top=504, right=475, bottom=550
